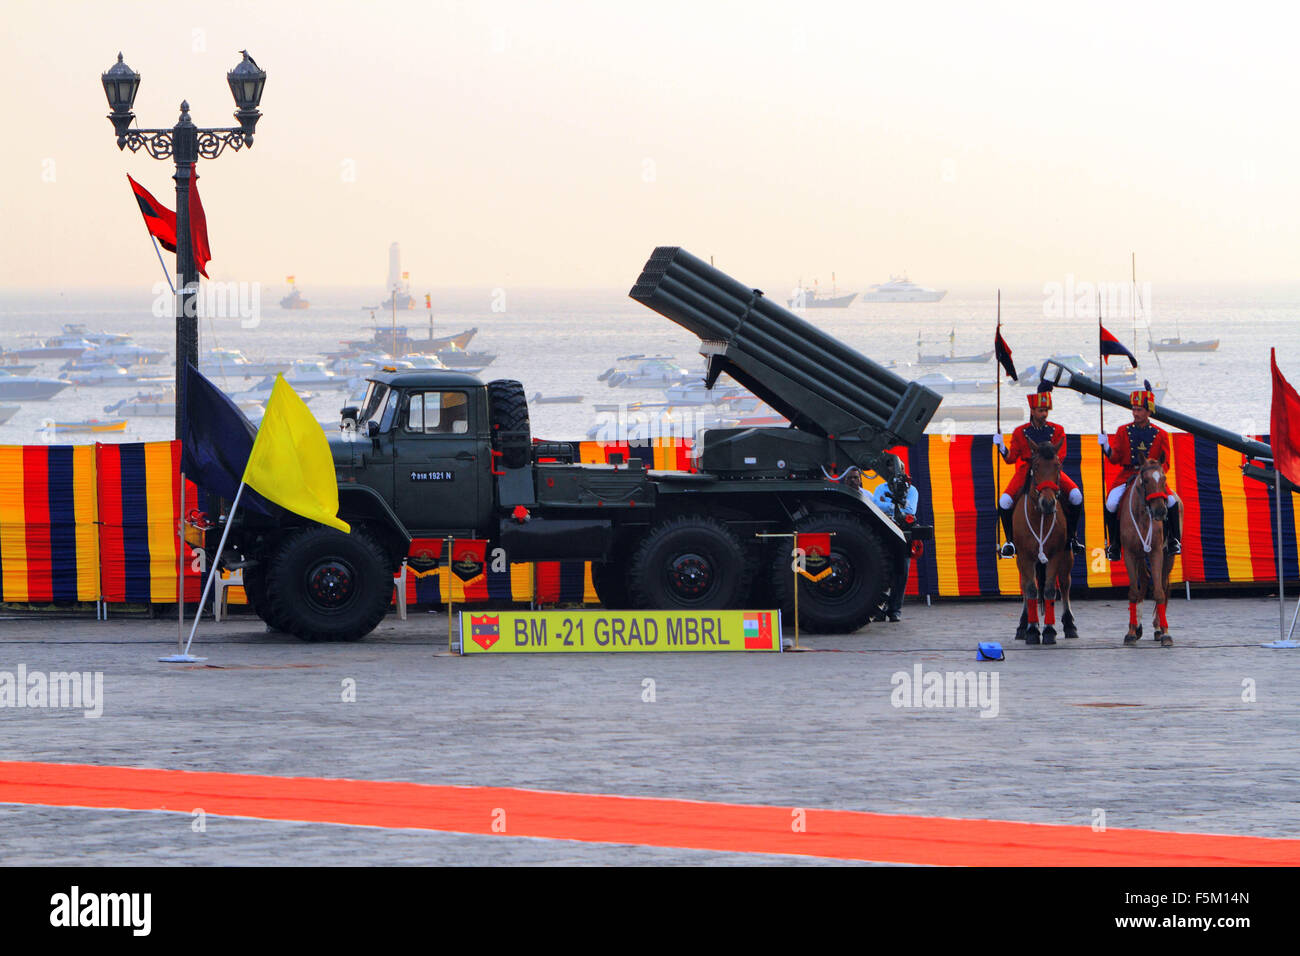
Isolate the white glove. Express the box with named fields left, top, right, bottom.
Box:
left=993, top=434, right=1006, bottom=454
left=1097, top=433, right=1111, bottom=453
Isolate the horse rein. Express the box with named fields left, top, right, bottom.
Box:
left=1023, top=452, right=1061, bottom=564
left=1127, top=463, right=1167, bottom=555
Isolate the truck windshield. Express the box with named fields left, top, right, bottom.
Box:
left=359, top=382, right=390, bottom=428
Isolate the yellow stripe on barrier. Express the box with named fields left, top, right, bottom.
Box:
left=143, top=442, right=176, bottom=603
left=0, top=446, right=28, bottom=602
left=1216, top=445, right=1254, bottom=582
left=992, top=438, right=1019, bottom=596
left=1079, top=440, right=1112, bottom=590
left=73, top=445, right=99, bottom=601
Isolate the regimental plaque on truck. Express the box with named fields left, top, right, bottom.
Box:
left=458, top=610, right=782, bottom=654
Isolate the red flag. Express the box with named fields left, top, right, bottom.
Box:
left=994, top=328, right=1018, bottom=381
left=188, top=164, right=211, bottom=279
left=451, top=538, right=488, bottom=582
left=796, top=532, right=831, bottom=560
left=1271, top=348, right=1300, bottom=487
left=127, top=174, right=177, bottom=253
left=1100, top=325, right=1138, bottom=367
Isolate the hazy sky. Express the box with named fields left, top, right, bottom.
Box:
left=1, top=0, right=1296, bottom=292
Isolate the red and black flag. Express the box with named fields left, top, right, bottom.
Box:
left=189, top=165, right=211, bottom=279
left=127, top=174, right=177, bottom=252
left=994, top=328, right=1018, bottom=381
left=1271, top=348, right=1300, bottom=487
left=1100, top=325, right=1138, bottom=367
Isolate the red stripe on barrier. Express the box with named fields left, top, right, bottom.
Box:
left=1239, top=445, right=1277, bottom=581
left=21, top=446, right=52, bottom=602
left=948, top=438, right=980, bottom=594
left=0, top=760, right=1296, bottom=866
left=1172, top=435, right=1204, bottom=582
left=95, top=443, right=124, bottom=603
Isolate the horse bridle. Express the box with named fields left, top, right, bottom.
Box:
left=1022, top=449, right=1062, bottom=563
left=1127, top=461, right=1168, bottom=555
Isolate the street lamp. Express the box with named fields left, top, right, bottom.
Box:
left=101, top=50, right=266, bottom=438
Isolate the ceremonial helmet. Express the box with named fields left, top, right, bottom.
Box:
left=1130, top=380, right=1156, bottom=411
left=1028, top=380, right=1053, bottom=410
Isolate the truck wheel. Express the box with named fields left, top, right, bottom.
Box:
left=772, top=513, right=887, bottom=634
left=628, top=516, right=751, bottom=610
left=592, top=559, right=632, bottom=609
left=487, top=379, right=532, bottom=469
left=264, top=525, right=393, bottom=642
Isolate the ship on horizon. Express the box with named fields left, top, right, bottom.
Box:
left=862, top=275, right=946, bottom=303
left=280, top=275, right=310, bottom=310
left=787, top=274, right=857, bottom=309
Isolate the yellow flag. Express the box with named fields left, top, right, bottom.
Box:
left=243, top=375, right=350, bottom=533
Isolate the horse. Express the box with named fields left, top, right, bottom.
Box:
left=1011, top=442, right=1078, bottom=645
left=1119, top=458, right=1174, bottom=647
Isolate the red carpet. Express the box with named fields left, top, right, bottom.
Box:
left=2, top=760, right=1295, bottom=865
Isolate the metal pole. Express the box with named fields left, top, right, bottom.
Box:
left=1279, top=465, right=1286, bottom=642
left=446, top=534, right=455, bottom=654
left=996, top=292, right=1002, bottom=548
left=181, top=481, right=246, bottom=657
left=172, top=103, right=200, bottom=442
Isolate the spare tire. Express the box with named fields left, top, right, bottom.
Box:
left=487, top=379, right=532, bottom=469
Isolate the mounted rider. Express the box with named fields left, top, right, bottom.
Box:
left=995, top=382, right=1084, bottom=557
left=1098, top=386, right=1181, bottom=560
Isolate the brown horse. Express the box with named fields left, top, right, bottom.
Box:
left=1120, top=459, right=1174, bottom=647
left=1012, top=442, right=1078, bottom=645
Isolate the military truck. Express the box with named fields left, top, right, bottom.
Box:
left=218, top=248, right=942, bottom=641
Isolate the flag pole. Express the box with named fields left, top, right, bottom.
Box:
left=167, top=481, right=247, bottom=661
left=151, top=235, right=176, bottom=295
left=996, top=290, right=1002, bottom=548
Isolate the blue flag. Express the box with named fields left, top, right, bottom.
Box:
left=180, top=362, right=270, bottom=513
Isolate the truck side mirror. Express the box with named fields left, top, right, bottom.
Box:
left=341, top=406, right=360, bottom=423
left=366, top=420, right=380, bottom=438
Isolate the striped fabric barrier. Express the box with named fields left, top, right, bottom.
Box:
left=2, top=435, right=1297, bottom=608
left=0, top=445, right=99, bottom=603
left=890, top=434, right=1300, bottom=598
left=95, top=441, right=201, bottom=604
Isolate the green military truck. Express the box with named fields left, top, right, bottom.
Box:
left=218, top=248, right=941, bottom=641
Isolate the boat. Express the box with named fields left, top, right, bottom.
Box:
left=80, top=342, right=169, bottom=366
left=196, top=348, right=291, bottom=380
left=914, top=372, right=995, bottom=394
left=0, top=369, right=71, bottom=401
left=436, top=345, right=496, bottom=369
left=917, top=349, right=994, bottom=365
left=107, top=389, right=264, bottom=418
left=0, top=404, right=18, bottom=426
left=530, top=393, right=584, bottom=405
left=280, top=276, right=310, bottom=310
left=663, top=382, right=752, bottom=406
left=1149, top=336, right=1219, bottom=353
left=861, top=276, right=946, bottom=303
left=934, top=404, right=1025, bottom=422
left=787, top=275, right=857, bottom=309
left=599, top=356, right=700, bottom=388
left=45, top=419, right=128, bottom=434
left=8, top=332, right=95, bottom=361
left=340, top=325, right=477, bottom=358
left=58, top=363, right=135, bottom=386
left=60, top=324, right=135, bottom=347
left=0, top=360, right=38, bottom=375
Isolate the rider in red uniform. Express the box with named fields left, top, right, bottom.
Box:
left=1099, top=387, right=1180, bottom=560
left=994, top=384, right=1084, bottom=557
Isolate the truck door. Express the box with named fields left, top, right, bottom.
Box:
left=392, top=389, right=485, bottom=534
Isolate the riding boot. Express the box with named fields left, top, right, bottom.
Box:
left=1165, top=500, right=1182, bottom=555
left=1104, top=508, right=1122, bottom=561
left=999, top=506, right=1016, bottom=557
left=1065, top=500, right=1085, bottom=554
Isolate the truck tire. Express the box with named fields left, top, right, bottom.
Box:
left=264, top=525, right=393, bottom=642
left=628, top=516, right=751, bottom=611
left=772, top=512, right=887, bottom=634
left=592, top=559, right=632, bottom=609
left=241, top=566, right=291, bottom=633
left=487, top=379, right=532, bottom=469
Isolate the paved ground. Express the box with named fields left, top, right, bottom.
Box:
left=0, top=594, right=1296, bottom=865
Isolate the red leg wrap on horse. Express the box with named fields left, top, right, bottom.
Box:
left=1157, top=603, right=1168, bottom=630
left=1026, top=599, right=1039, bottom=624
left=1129, top=602, right=1138, bottom=629
left=1044, top=601, right=1056, bottom=626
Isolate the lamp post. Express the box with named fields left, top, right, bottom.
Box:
left=102, top=51, right=266, bottom=438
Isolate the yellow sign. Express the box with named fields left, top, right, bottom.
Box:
left=459, top=610, right=782, bottom=654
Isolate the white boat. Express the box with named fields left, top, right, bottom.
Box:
left=196, top=348, right=291, bottom=380
left=0, top=369, right=71, bottom=401
left=9, top=333, right=96, bottom=361
left=861, top=276, right=946, bottom=303
left=1149, top=336, right=1219, bottom=353
left=663, top=382, right=751, bottom=405
left=83, top=342, right=169, bottom=366
left=599, top=356, right=699, bottom=388
left=914, top=372, right=995, bottom=394
left=934, top=403, right=1026, bottom=422
left=106, top=389, right=265, bottom=418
